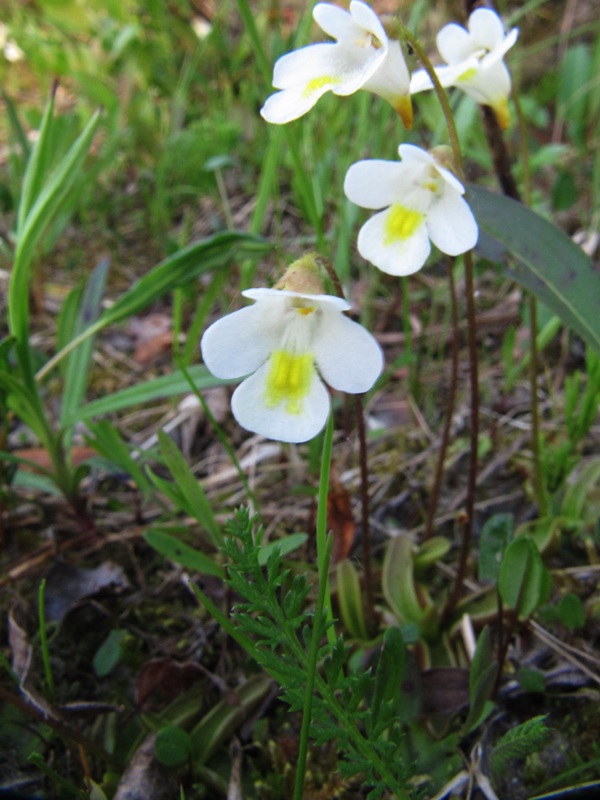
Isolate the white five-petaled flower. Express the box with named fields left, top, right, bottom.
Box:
left=261, top=1, right=412, bottom=128
left=200, top=286, right=383, bottom=444
left=344, top=144, right=478, bottom=276
left=410, top=8, right=518, bottom=129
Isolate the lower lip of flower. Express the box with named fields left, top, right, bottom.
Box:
left=265, top=350, right=314, bottom=414
left=384, top=204, right=425, bottom=244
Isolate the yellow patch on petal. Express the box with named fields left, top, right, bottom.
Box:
left=457, top=66, right=478, bottom=83
left=384, top=205, right=425, bottom=245
left=265, top=350, right=314, bottom=414
left=303, top=75, right=340, bottom=98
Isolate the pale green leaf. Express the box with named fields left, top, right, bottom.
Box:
left=468, top=185, right=600, bottom=353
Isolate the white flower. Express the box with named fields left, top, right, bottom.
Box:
left=344, top=144, right=478, bottom=276
left=200, top=288, right=383, bottom=443
left=410, top=8, right=518, bottom=129
left=261, top=1, right=412, bottom=128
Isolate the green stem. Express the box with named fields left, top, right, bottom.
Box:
left=38, top=578, right=56, bottom=703
left=293, top=533, right=334, bottom=800
left=316, top=413, right=336, bottom=646
left=392, top=23, right=463, bottom=177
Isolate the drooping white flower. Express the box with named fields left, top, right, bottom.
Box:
left=344, top=144, right=478, bottom=276
left=200, top=264, right=383, bottom=443
left=261, top=1, right=412, bottom=128
left=410, top=8, right=518, bottom=129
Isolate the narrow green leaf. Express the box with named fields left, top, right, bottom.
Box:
left=85, top=420, right=152, bottom=494
left=336, top=559, right=369, bottom=641
left=97, top=231, right=268, bottom=329
left=382, top=535, right=423, bottom=624
left=70, top=364, right=230, bottom=424
left=257, top=532, right=308, bottom=566
left=190, top=674, right=273, bottom=764
left=37, top=232, right=270, bottom=383
left=468, top=185, right=600, bottom=353
left=2, top=90, right=31, bottom=163
left=156, top=430, right=222, bottom=547
left=478, top=513, right=514, bottom=583
left=17, top=88, right=55, bottom=230
left=464, top=627, right=498, bottom=732
left=371, top=627, right=405, bottom=727
left=60, top=258, right=110, bottom=434
left=498, top=537, right=550, bottom=618
left=145, top=529, right=224, bottom=578
left=10, top=108, right=102, bottom=347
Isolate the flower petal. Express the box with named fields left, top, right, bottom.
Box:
left=357, top=209, right=431, bottom=276
left=315, top=310, right=383, bottom=393
left=349, top=0, right=387, bottom=45
left=261, top=84, right=331, bottom=124
left=410, top=58, right=479, bottom=94
left=231, top=360, right=330, bottom=443
left=313, top=2, right=360, bottom=42
left=344, top=160, right=408, bottom=210
left=437, top=22, right=472, bottom=64
left=468, top=8, right=506, bottom=51
left=361, top=39, right=412, bottom=122
left=200, top=305, right=275, bottom=379
left=271, top=42, right=343, bottom=90
left=427, top=189, right=478, bottom=256
left=243, top=288, right=350, bottom=312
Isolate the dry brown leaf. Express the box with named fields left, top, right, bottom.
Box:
left=129, top=312, right=172, bottom=365
left=113, top=734, right=180, bottom=800
left=44, top=561, right=130, bottom=623
left=12, top=446, right=97, bottom=474
left=8, top=605, right=32, bottom=686
left=420, top=667, right=470, bottom=717
left=327, top=462, right=356, bottom=563
left=135, top=657, right=204, bottom=709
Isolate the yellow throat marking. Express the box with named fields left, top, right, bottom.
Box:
left=265, top=350, right=314, bottom=414
left=384, top=204, right=425, bottom=244
left=304, top=75, right=340, bottom=97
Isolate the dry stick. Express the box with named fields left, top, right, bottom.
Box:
left=396, top=25, right=480, bottom=622
left=319, top=255, right=377, bottom=626
left=0, top=683, right=123, bottom=772
left=441, top=249, right=480, bottom=626
left=354, top=395, right=376, bottom=628
left=423, top=259, right=460, bottom=541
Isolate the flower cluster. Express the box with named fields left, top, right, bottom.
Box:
left=200, top=2, right=519, bottom=442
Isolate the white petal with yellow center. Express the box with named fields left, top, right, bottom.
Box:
left=232, top=356, right=330, bottom=443
left=261, top=0, right=411, bottom=125
left=344, top=144, right=478, bottom=275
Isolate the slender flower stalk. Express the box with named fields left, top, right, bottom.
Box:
left=393, top=19, right=481, bottom=611
left=423, top=259, right=460, bottom=541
